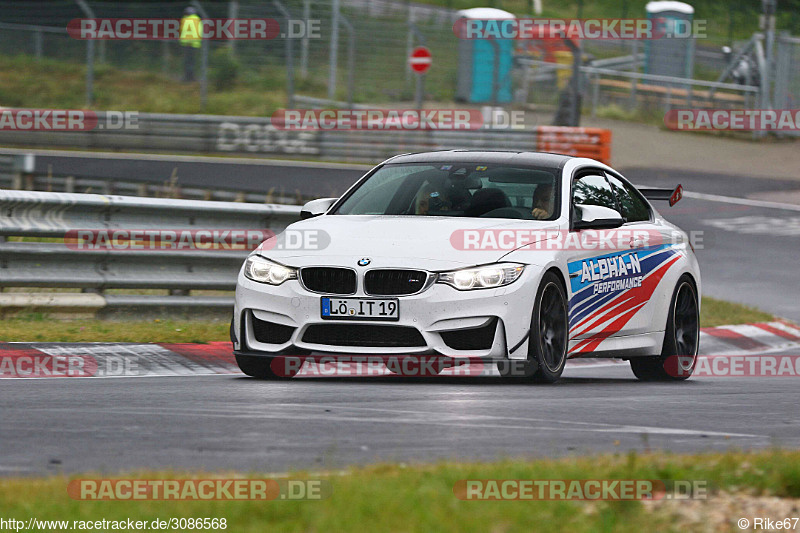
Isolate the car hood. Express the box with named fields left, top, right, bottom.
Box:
left=255, top=215, right=562, bottom=270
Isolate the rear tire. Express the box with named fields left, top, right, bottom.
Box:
left=630, top=275, right=699, bottom=381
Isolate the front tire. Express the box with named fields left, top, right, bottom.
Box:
left=235, top=352, right=309, bottom=380
left=630, top=275, right=699, bottom=381
left=498, top=271, right=568, bottom=383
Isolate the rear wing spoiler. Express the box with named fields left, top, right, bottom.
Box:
left=638, top=184, right=683, bottom=207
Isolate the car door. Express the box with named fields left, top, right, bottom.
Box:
left=604, top=170, right=678, bottom=337
left=566, top=168, right=645, bottom=345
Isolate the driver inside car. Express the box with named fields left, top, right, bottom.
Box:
left=530, top=182, right=554, bottom=220
left=414, top=183, right=451, bottom=215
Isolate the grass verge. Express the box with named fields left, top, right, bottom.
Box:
left=0, top=317, right=230, bottom=343
left=0, top=297, right=777, bottom=342
left=0, top=449, right=798, bottom=532
left=699, top=297, right=775, bottom=328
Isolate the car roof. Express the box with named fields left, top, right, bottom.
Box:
left=383, top=150, right=574, bottom=169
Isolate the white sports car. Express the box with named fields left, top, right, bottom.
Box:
left=232, top=151, right=700, bottom=382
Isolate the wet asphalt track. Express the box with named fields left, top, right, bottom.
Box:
left=2, top=355, right=798, bottom=476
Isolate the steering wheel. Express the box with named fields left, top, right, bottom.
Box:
left=480, top=207, right=526, bottom=219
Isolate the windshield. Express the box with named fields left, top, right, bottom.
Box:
left=333, top=163, right=561, bottom=220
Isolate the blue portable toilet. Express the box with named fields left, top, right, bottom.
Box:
left=455, top=8, right=515, bottom=104
left=644, top=1, right=695, bottom=80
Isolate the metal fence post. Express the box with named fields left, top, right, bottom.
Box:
left=228, top=0, right=239, bottom=58
left=340, top=16, right=355, bottom=108
left=301, top=0, right=310, bottom=77
left=405, top=7, right=415, bottom=82
left=273, top=0, right=296, bottom=108
left=34, top=29, right=42, bottom=59
left=328, top=0, right=340, bottom=100
left=162, top=40, right=170, bottom=76
left=191, top=1, right=210, bottom=110
left=75, top=0, right=95, bottom=107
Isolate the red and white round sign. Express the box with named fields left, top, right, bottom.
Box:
left=408, top=46, right=432, bottom=74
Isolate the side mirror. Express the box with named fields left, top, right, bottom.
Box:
left=573, top=204, right=625, bottom=230
left=300, top=198, right=337, bottom=220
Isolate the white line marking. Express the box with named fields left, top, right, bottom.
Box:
left=685, top=191, right=800, bottom=212
left=35, top=405, right=758, bottom=439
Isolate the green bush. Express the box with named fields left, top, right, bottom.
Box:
left=210, top=46, right=240, bottom=91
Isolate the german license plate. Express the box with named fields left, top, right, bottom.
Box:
left=321, top=297, right=399, bottom=321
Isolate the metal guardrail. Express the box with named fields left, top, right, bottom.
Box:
left=0, top=112, right=615, bottom=164
left=0, top=189, right=302, bottom=314
left=0, top=111, right=549, bottom=162
left=0, top=153, right=349, bottom=205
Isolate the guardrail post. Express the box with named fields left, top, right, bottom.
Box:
left=11, top=155, right=35, bottom=191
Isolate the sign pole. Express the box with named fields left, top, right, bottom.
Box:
left=415, top=73, right=424, bottom=109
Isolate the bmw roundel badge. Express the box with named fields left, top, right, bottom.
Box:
left=357, top=258, right=371, bottom=266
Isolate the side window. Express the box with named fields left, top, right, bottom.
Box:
left=572, top=172, right=617, bottom=210
left=605, top=173, right=651, bottom=223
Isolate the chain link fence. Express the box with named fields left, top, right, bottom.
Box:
left=0, top=0, right=798, bottom=132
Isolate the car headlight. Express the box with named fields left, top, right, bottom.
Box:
left=243, top=255, right=297, bottom=285
left=437, top=263, right=525, bottom=290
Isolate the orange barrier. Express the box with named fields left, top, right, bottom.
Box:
left=535, top=126, right=612, bottom=165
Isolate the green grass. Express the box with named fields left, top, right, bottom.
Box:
left=0, top=297, right=777, bottom=342
left=700, top=297, right=774, bottom=328
left=0, top=449, right=799, bottom=532
left=0, top=55, right=287, bottom=116
left=0, top=316, right=230, bottom=343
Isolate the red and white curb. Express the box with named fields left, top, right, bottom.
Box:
left=0, top=341, right=238, bottom=378
left=699, top=321, right=800, bottom=355
left=1, top=321, right=799, bottom=378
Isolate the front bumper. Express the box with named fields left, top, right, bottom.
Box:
left=233, top=265, right=543, bottom=359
